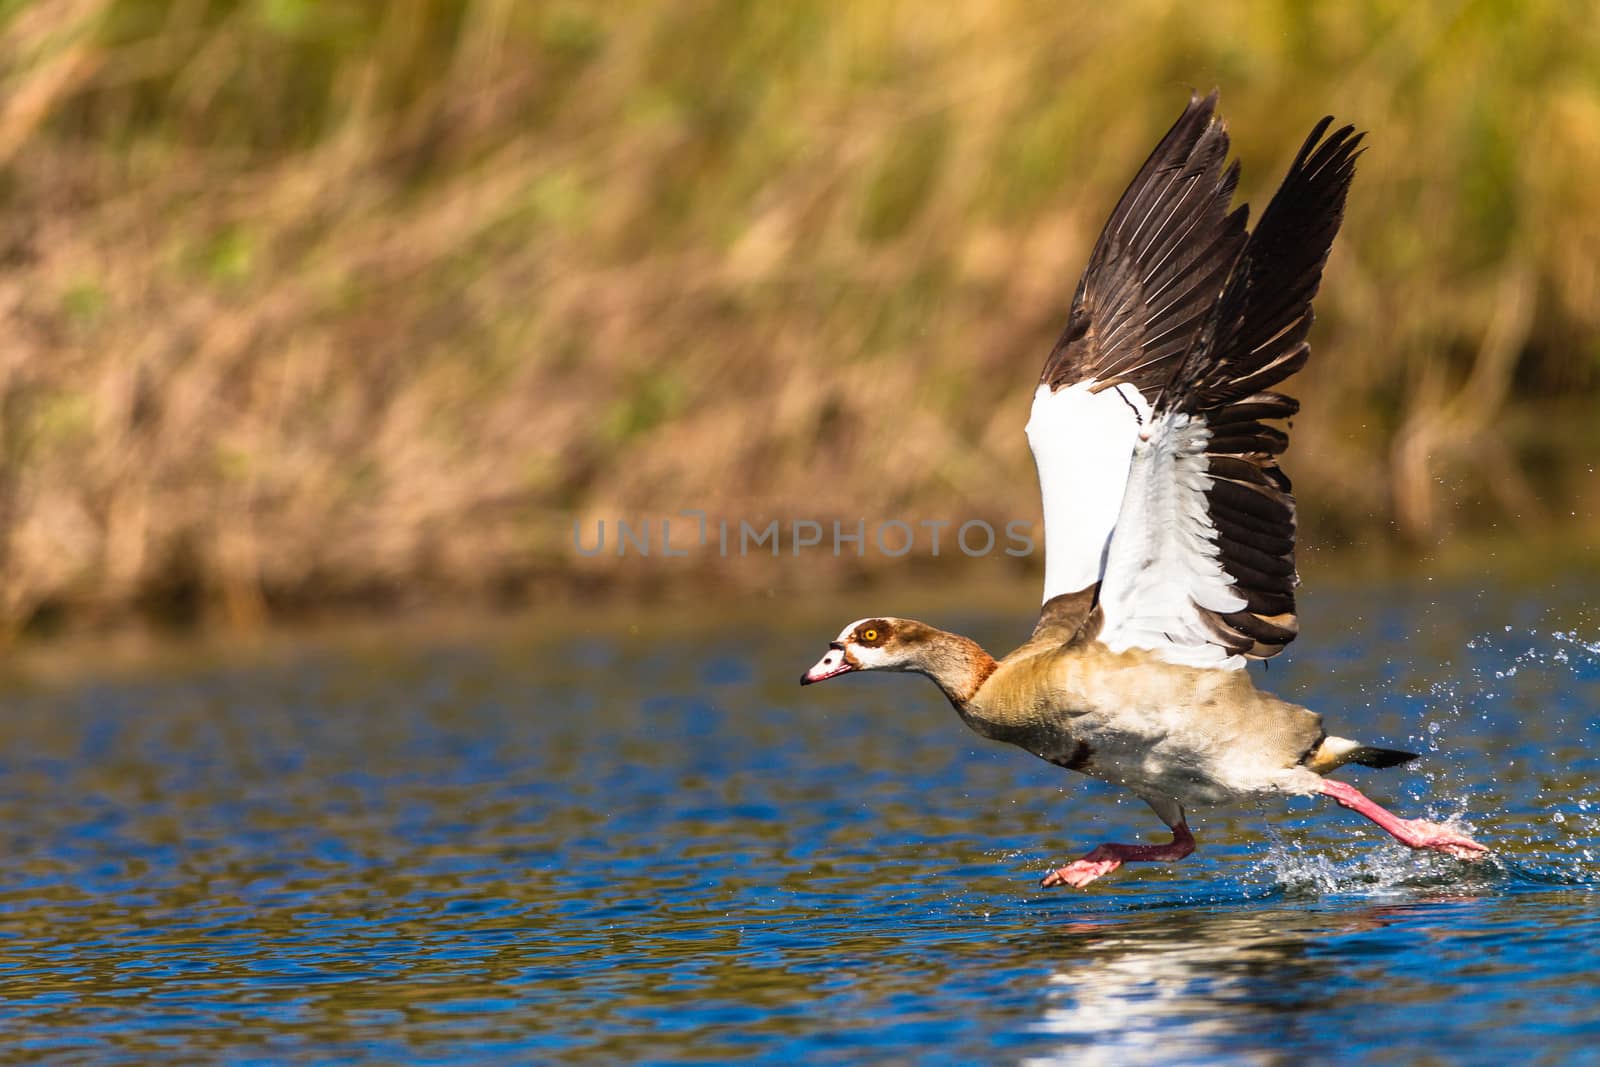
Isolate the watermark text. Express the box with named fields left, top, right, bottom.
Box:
left=573, top=512, right=1036, bottom=559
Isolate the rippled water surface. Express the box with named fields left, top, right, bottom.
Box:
left=0, top=578, right=1597, bottom=1063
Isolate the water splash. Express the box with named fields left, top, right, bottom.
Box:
left=1253, top=616, right=1600, bottom=895
left=1255, top=843, right=1510, bottom=897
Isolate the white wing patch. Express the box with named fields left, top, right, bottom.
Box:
left=1097, top=412, right=1248, bottom=669
left=1026, top=381, right=1150, bottom=603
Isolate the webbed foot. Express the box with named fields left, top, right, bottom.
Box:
left=1040, top=823, right=1196, bottom=889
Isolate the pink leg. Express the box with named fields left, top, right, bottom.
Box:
left=1041, top=821, right=1196, bottom=889
left=1319, top=779, right=1487, bottom=859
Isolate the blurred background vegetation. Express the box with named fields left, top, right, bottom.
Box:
left=0, top=0, right=1594, bottom=634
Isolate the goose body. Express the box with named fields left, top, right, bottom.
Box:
left=801, top=93, right=1486, bottom=887
left=965, top=642, right=1325, bottom=808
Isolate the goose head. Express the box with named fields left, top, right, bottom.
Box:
left=799, top=617, right=921, bottom=685
left=800, top=617, right=997, bottom=707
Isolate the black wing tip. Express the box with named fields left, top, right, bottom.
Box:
left=1132, top=92, right=1230, bottom=201
left=1038, top=89, right=1246, bottom=393
left=1293, top=117, right=1367, bottom=184
left=1163, top=108, right=1364, bottom=416
left=1180, top=87, right=1222, bottom=124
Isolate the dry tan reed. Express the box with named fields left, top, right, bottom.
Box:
left=0, top=0, right=1594, bottom=632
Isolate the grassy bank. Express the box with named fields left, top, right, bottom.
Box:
left=0, top=0, right=1595, bottom=633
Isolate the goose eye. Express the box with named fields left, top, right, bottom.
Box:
left=861, top=629, right=877, bottom=642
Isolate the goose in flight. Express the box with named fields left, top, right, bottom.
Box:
left=800, top=93, right=1485, bottom=887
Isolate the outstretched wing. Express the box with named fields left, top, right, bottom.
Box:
left=1027, top=92, right=1247, bottom=638
left=1095, top=117, right=1363, bottom=667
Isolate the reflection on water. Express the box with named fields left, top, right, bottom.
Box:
left=1024, top=909, right=1339, bottom=1064
left=0, top=579, right=1593, bottom=1061
left=1018, top=902, right=1479, bottom=1065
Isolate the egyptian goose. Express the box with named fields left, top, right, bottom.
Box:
left=800, top=93, right=1486, bottom=888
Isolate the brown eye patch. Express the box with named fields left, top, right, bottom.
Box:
left=855, top=621, right=891, bottom=646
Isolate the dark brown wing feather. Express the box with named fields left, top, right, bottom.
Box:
left=1028, top=586, right=1103, bottom=648
left=1162, top=118, right=1364, bottom=658
left=1039, top=92, right=1248, bottom=402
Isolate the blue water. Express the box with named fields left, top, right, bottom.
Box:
left=0, top=578, right=1595, bottom=1063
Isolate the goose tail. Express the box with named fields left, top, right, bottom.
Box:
left=1307, top=736, right=1421, bottom=775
